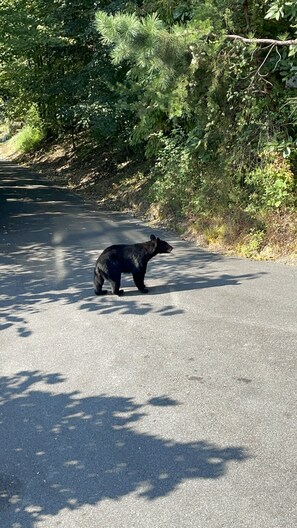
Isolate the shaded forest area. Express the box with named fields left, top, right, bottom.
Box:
left=0, top=0, right=296, bottom=260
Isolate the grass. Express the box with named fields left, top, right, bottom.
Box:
left=12, top=125, right=45, bottom=153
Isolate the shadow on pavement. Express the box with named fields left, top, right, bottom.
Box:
left=0, top=371, right=250, bottom=526
left=0, top=161, right=264, bottom=333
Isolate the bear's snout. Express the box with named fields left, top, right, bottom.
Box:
left=167, top=245, right=173, bottom=253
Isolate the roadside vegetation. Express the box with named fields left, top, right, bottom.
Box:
left=0, top=1, right=296, bottom=261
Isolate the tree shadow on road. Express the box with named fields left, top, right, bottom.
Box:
left=0, top=370, right=250, bottom=527
left=0, top=162, right=265, bottom=333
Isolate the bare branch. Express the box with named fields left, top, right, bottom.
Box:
left=226, top=35, right=297, bottom=46
left=247, top=44, right=275, bottom=90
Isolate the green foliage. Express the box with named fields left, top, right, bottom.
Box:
left=0, top=0, right=128, bottom=142
left=13, top=106, right=45, bottom=152
left=245, top=151, right=296, bottom=211
left=1, top=0, right=296, bottom=256
left=13, top=125, right=44, bottom=153
left=150, top=130, right=193, bottom=213
left=97, top=1, right=296, bottom=258
left=265, top=1, right=297, bottom=22
left=95, top=10, right=191, bottom=85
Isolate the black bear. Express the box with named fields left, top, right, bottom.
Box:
left=94, top=234, right=173, bottom=296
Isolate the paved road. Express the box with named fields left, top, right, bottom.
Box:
left=0, top=160, right=296, bottom=528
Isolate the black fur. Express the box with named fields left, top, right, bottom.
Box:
left=94, top=234, right=173, bottom=296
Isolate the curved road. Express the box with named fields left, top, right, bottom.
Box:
left=0, top=160, right=296, bottom=528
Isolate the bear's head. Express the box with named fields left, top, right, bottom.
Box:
left=150, top=234, right=173, bottom=254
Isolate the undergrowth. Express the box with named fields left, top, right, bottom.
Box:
left=6, top=136, right=295, bottom=264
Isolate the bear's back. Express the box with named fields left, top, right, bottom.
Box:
left=98, top=242, right=153, bottom=274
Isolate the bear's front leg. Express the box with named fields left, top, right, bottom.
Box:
left=133, top=272, right=148, bottom=293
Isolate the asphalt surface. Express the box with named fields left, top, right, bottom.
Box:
left=0, top=159, right=296, bottom=528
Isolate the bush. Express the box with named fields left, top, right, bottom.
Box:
left=13, top=124, right=45, bottom=153
left=236, top=229, right=266, bottom=259
left=245, top=151, right=296, bottom=211
left=150, top=131, right=193, bottom=215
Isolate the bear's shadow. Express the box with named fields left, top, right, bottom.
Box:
left=79, top=256, right=265, bottom=317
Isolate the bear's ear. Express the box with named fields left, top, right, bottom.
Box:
left=150, top=234, right=156, bottom=241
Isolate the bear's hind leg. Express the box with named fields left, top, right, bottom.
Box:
left=108, top=270, right=124, bottom=296
left=109, top=280, right=124, bottom=296
left=94, top=268, right=108, bottom=295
